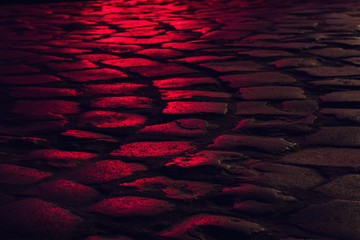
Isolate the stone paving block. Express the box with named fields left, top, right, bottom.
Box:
left=160, top=90, right=231, bottom=99
left=315, top=174, right=360, bottom=201
left=0, top=74, right=61, bottom=85
left=153, top=77, right=218, bottom=88
left=90, top=96, right=152, bottom=109
left=75, top=54, right=120, bottom=61
left=160, top=214, right=266, bottom=240
left=45, top=60, right=98, bottom=71
left=89, top=196, right=174, bottom=217
left=121, top=176, right=219, bottom=199
left=59, top=68, right=127, bottom=82
left=162, top=42, right=217, bottom=50
left=343, top=56, right=360, bottom=65
left=307, top=47, right=360, bottom=58
left=234, top=101, right=293, bottom=115
left=320, top=91, right=360, bottom=102
left=163, top=101, right=228, bottom=114
left=28, top=149, right=97, bottom=168
left=281, top=100, right=318, bottom=115
left=233, top=117, right=314, bottom=133
left=101, top=58, right=158, bottom=68
left=130, top=63, right=198, bottom=77
left=78, top=111, right=147, bottom=128
left=291, top=200, right=360, bottom=239
left=306, top=127, right=360, bottom=147
left=138, top=119, right=208, bottom=137
left=239, top=86, right=306, bottom=100
left=232, top=200, right=277, bottom=214
left=201, top=30, right=249, bottom=40
left=222, top=184, right=297, bottom=203
left=67, top=160, right=147, bottom=184
left=238, top=49, right=292, bottom=58
left=61, top=129, right=117, bottom=142
left=269, top=58, right=322, bottom=68
left=310, top=78, right=360, bottom=86
left=220, top=72, right=296, bottom=88
left=0, top=198, right=83, bottom=237
left=23, top=179, right=100, bottom=204
left=0, top=164, right=51, bottom=185
left=265, top=42, right=325, bottom=49
left=319, top=108, right=360, bottom=123
left=208, top=134, right=296, bottom=153
left=83, top=83, right=147, bottom=95
left=166, top=150, right=248, bottom=168
left=200, top=60, right=265, bottom=72
left=136, top=48, right=183, bottom=59
left=111, top=141, right=196, bottom=157
left=12, top=100, right=79, bottom=115
left=9, top=87, right=79, bottom=98
left=280, top=147, right=360, bottom=167
left=0, top=64, right=39, bottom=75
left=297, top=66, right=360, bottom=77
left=174, top=55, right=233, bottom=63
left=249, top=162, right=325, bottom=189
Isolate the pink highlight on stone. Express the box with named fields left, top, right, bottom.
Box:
left=67, top=160, right=147, bottom=184
left=0, top=164, right=51, bottom=185
left=89, top=196, right=173, bottom=216
left=0, top=198, right=83, bottom=237
left=111, top=141, right=196, bottom=157
left=78, top=111, right=147, bottom=128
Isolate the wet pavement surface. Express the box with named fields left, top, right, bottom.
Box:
left=1, top=0, right=360, bottom=239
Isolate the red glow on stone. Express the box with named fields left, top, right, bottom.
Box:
left=78, top=110, right=147, bottom=128
left=160, top=214, right=264, bottom=239
left=121, top=176, right=218, bottom=199
left=90, top=96, right=152, bottom=109
left=61, top=130, right=117, bottom=142
left=153, top=77, right=217, bottom=88
left=23, top=179, right=99, bottom=203
left=0, top=198, right=83, bottom=236
left=12, top=100, right=79, bottom=115
left=10, top=87, right=79, bottom=98
left=89, top=196, right=173, bottom=217
left=28, top=149, right=96, bottom=167
left=0, top=164, right=51, bottom=185
left=83, top=83, right=146, bottom=95
left=102, top=58, right=158, bottom=68
left=111, top=141, right=196, bottom=157
left=67, top=160, right=147, bottom=184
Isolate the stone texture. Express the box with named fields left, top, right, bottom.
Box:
left=162, top=101, right=228, bottom=114
left=320, top=91, right=360, bottom=102
left=78, top=111, right=147, bottom=128
left=160, top=214, right=265, bottom=240
left=111, top=141, right=196, bottom=157
left=208, top=134, right=297, bottom=153
left=315, top=174, right=360, bottom=201
left=220, top=72, right=296, bottom=88
left=200, top=61, right=265, bottom=72
left=280, top=147, right=360, bottom=167
left=67, top=160, right=147, bottom=184
left=89, top=197, right=174, bottom=217
left=0, top=198, right=83, bottom=237
left=298, top=66, right=360, bottom=77
left=292, top=200, right=360, bottom=239
left=306, top=127, right=360, bottom=147
left=249, top=162, right=325, bottom=189
left=239, top=86, right=306, bottom=100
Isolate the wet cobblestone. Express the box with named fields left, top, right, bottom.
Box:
left=1, top=0, right=360, bottom=239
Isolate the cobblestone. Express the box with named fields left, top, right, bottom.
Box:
left=1, top=0, right=360, bottom=239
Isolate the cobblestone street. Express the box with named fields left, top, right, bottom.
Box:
left=1, top=0, right=360, bottom=239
